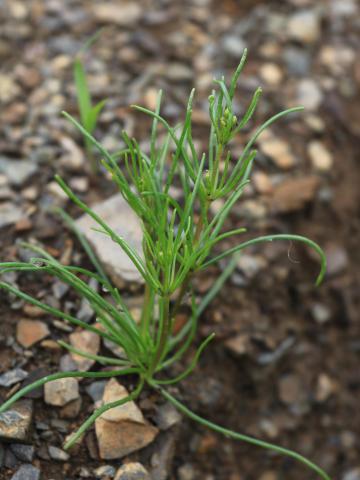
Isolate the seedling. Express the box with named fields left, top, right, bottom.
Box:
left=0, top=51, right=330, bottom=479
left=73, top=31, right=106, bottom=172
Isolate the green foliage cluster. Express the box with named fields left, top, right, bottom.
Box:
left=0, top=51, right=330, bottom=479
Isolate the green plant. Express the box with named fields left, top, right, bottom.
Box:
left=73, top=32, right=106, bottom=172
left=0, top=51, right=330, bottom=479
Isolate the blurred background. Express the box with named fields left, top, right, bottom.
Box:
left=0, top=0, right=359, bottom=479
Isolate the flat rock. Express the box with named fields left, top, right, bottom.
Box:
left=114, top=462, right=150, bottom=480
left=16, top=319, right=50, bottom=348
left=0, top=157, right=38, bottom=186
left=0, top=400, right=33, bottom=442
left=0, top=368, right=28, bottom=387
left=0, top=202, right=25, bottom=228
left=101, top=379, right=145, bottom=423
left=69, top=330, right=100, bottom=371
left=11, top=464, right=40, bottom=480
left=44, top=377, right=79, bottom=406
left=96, top=418, right=158, bottom=459
left=75, top=194, right=144, bottom=287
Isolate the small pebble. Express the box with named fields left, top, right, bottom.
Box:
left=48, top=445, right=70, bottom=461
left=325, top=244, right=349, bottom=276
left=10, top=443, right=35, bottom=462
left=287, top=10, right=321, bottom=44
left=308, top=141, right=333, bottom=172
left=0, top=368, right=28, bottom=387
left=155, top=402, right=182, bottom=430
left=297, top=79, right=323, bottom=111
left=260, top=137, right=296, bottom=169
left=260, top=63, right=283, bottom=86
left=11, top=464, right=40, bottom=480
left=114, top=462, right=150, bottom=480
left=94, top=465, right=116, bottom=478
left=311, top=303, right=331, bottom=324
left=16, top=319, right=50, bottom=348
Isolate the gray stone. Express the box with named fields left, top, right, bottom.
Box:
left=52, top=280, right=70, bottom=299
left=0, top=157, right=38, bottom=186
left=77, top=299, right=94, bottom=323
left=11, top=464, right=40, bottom=480
left=48, top=445, right=70, bottom=461
left=0, top=400, right=33, bottom=442
left=155, top=402, right=182, bottom=430
left=10, top=443, right=35, bottom=462
left=296, top=79, right=323, bottom=111
left=283, top=47, right=311, bottom=76
left=177, top=463, right=196, bottom=480
left=0, top=202, right=24, bottom=228
left=165, top=63, right=193, bottom=82
left=86, top=380, right=107, bottom=403
left=0, top=368, right=28, bottom=387
left=75, top=194, right=144, bottom=287
left=150, top=431, right=177, bottom=480
left=222, top=35, right=246, bottom=58
left=114, top=462, right=150, bottom=480
left=236, top=254, right=267, bottom=279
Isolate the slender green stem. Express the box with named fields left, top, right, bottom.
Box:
left=156, top=386, right=331, bottom=480
left=202, top=234, right=327, bottom=286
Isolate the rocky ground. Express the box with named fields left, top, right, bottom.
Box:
left=0, top=0, right=360, bottom=479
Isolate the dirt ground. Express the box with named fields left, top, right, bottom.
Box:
left=0, top=0, right=359, bottom=479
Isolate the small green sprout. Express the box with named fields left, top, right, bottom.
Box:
left=73, top=31, right=106, bottom=172
left=0, top=51, right=330, bottom=480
